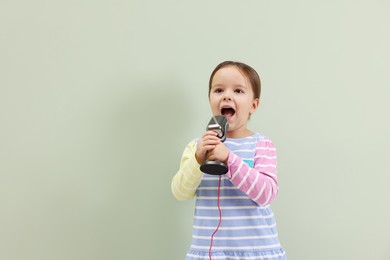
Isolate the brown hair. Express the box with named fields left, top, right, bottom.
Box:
left=208, top=61, right=261, bottom=100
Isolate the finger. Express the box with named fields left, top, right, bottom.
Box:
left=202, top=131, right=219, bottom=138
left=203, top=134, right=221, bottom=141
left=203, top=145, right=217, bottom=152
left=202, top=140, right=221, bottom=147
left=208, top=154, right=216, bottom=161
left=206, top=130, right=219, bottom=136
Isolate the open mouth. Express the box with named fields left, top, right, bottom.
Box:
left=221, top=107, right=235, bottom=117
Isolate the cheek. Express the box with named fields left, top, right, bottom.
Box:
left=209, top=97, right=219, bottom=106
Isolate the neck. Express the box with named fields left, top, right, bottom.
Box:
left=227, top=129, right=253, bottom=139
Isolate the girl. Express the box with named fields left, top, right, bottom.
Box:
left=171, top=61, right=286, bottom=260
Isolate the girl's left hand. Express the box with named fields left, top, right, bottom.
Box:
left=207, top=143, right=230, bottom=163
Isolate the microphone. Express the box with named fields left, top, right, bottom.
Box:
left=200, top=115, right=229, bottom=175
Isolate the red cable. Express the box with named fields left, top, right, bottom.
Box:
left=208, top=175, right=222, bottom=260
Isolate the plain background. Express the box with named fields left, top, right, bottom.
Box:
left=1, top=0, right=389, bottom=259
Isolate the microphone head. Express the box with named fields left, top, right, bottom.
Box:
left=206, top=115, right=229, bottom=142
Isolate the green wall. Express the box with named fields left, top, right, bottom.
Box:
left=1, top=1, right=389, bottom=259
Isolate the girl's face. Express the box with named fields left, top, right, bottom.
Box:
left=209, top=65, right=259, bottom=138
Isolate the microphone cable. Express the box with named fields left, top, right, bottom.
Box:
left=208, top=175, right=222, bottom=260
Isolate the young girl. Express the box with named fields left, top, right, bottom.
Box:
left=171, top=61, right=286, bottom=260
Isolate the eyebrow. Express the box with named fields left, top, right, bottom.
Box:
left=212, top=84, right=247, bottom=88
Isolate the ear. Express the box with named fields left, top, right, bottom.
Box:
left=250, top=98, right=260, bottom=114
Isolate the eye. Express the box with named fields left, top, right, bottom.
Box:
left=235, top=89, right=244, bottom=94
left=214, top=88, right=223, bottom=93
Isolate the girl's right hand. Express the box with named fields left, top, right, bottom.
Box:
left=195, top=131, right=221, bottom=165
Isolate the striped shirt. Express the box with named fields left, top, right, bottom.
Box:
left=171, top=133, right=286, bottom=260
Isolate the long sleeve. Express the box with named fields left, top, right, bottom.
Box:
left=171, top=140, right=204, bottom=201
left=226, top=138, right=278, bottom=206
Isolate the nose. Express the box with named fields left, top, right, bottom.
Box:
left=223, top=91, right=232, bottom=101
